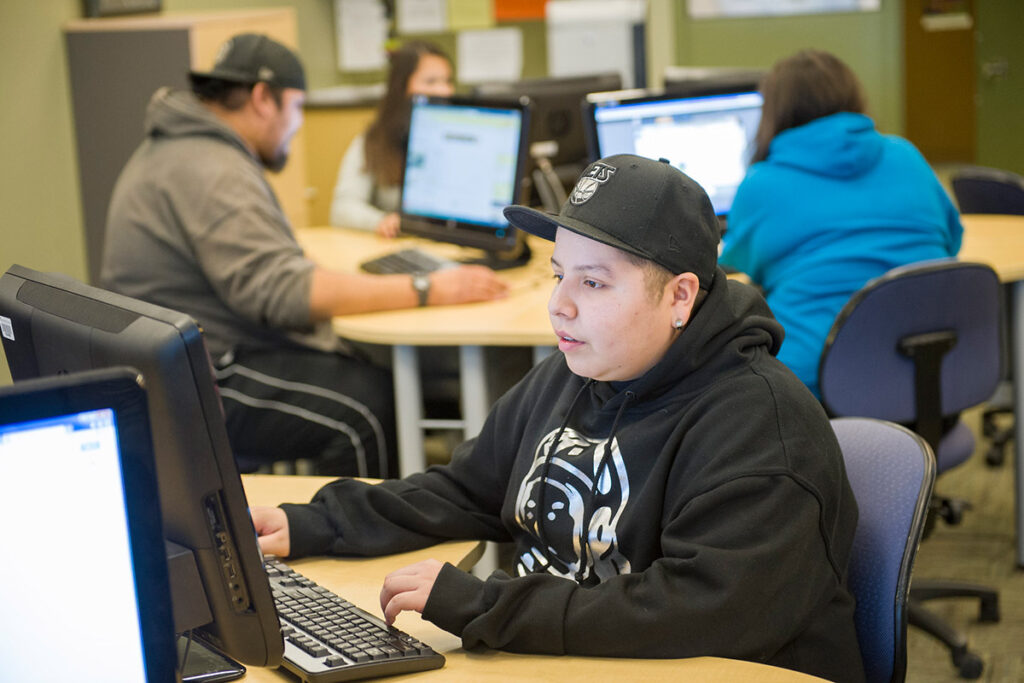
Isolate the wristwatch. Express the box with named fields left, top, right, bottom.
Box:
left=411, top=273, right=431, bottom=307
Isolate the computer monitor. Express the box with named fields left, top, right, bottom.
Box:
left=473, top=72, right=623, bottom=171
left=583, top=88, right=763, bottom=216
left=399, top=95, right=530, bottom=266
left=662, top=66, right=764, bottom=97
left=0, top=265, right=283, bottom=672
left=0, top=367, right=178, bottom=682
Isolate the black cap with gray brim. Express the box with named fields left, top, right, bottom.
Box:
left=503, top=154, right=720, bottom=289
left=189, top=33, right=306, bottom=91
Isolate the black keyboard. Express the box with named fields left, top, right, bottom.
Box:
left=265, top=557, right=445, bottom=682
left=359, top=248, right=454, bottom=275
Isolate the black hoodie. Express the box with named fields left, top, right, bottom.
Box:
left=282, top=270, right=864, bottom=681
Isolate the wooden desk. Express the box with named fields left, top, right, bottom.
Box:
left=959, top=214, right=1024, bottom=566
left=297, top=227, right=556, bottom=476
left=239, top=475, right=826, bottom=682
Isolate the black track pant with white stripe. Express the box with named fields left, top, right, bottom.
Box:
left=214, top=347, right=397, bottom=478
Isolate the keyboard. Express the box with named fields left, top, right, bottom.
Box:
left=359, top=248, right=455, bottom=275
left=266, top=557, right=445, bottom=682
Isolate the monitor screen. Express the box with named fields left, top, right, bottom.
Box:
left=0, top=368, right=178, bottom=682
left=0, top=265, right=283, bottom=670
left=584, top=89, right=763, bottom=216
left=400, top=95, right=529, bottom=254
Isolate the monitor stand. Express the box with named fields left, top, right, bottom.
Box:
left=460, top=240, right=532, bottom=271
left=167, top=540, right=246, bottom=682
left=178, top=633, right=245, bottom=683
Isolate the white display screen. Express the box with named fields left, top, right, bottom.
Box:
left=0, top=408, right=149, bottom=682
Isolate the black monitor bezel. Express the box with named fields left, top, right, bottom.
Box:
left=0, top=367, right=179, bottom=682
left=0, top=265, right=283, bottom=668
left=473, top=72, right=623, bottom=170
left=399, top=94, right=531, bottom=254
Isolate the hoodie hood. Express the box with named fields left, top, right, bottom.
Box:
left=143, top=87, right=257, bottom=163
left=589, top=267, right=783, bottom=409
left=768, top=112, right=884, bottom=179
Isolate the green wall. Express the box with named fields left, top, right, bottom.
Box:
left=673, top=4, right=903, bottom=135
left=0, top=0, right=87, bottom=383
left=975, top=1, right=1024, bottom=176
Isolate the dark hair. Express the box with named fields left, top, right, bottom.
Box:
left=363, top=41, right=451, bottom=186
left=191, top=77, right=283, bottom=111
left=752, top=50, right=867, bottom=163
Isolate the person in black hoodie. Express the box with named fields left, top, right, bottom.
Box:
left=250, top=154, right=864, bottom=681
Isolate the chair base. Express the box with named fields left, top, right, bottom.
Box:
left=908, top=580, right=1000, bottom=679
left=982, top=379, right=1014, bottom=467
left=981, top=409, right=1013, bottom=467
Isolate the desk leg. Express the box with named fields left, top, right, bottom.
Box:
left=533, top=345, right=555, bottom=366
left=459, top=345, right=488, bottom=438
left=392, top=345, right=425, bottom=477
left=457, top=345, right=500, bottom=577
left=1013, top=281, right=1024, bottom=567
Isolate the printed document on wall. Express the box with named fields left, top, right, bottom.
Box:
left=397, top=0, right=449, bottom=34
left=688, top=0, right=879, bottom=18
left=336, top=0, right=388, bottom=71
left=457, top=28, right=522, bottom=84
left=546, top=0, right=646, bottom=89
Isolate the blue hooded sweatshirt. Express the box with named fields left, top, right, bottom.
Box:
left=720, top=112, right=963, bottom=397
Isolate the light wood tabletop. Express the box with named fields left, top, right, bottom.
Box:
left=959, top=213, right=1024, bottom=282
left=298, top=227, right=556, bottom=347
left=238, top=474, right=828, bottom=682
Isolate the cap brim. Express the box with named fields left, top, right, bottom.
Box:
left=503, top=205, right=654, bottom=262
left=188, top=68, right=256, bottom=85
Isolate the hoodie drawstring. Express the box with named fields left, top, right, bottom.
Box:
left=535, top=379, right=593, bottom=564
left=574, top=390, right=635, bottom=584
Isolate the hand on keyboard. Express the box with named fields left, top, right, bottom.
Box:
left=379, top=559, right=444, bottom=625
left=429, top=266, right=509, bottom=305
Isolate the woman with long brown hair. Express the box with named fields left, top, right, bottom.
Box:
left=720, top=49, right=962, bottom=398
left=330, top=41, right=454, bottom=236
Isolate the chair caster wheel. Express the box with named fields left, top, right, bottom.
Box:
left=980, top=597, right=1000, bottom=622
left=954, top=651, right=983, bottom=679
left=985, top=446, right=1005, bottom=467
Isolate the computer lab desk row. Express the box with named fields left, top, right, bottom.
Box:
left=240, top=473, right=827, bottom=682
left=298, top=214, right=1024, bottom=567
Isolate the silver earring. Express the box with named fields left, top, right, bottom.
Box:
left=673, top=319, right=684, bottom=330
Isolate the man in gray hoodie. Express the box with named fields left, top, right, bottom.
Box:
left=102, top=34, right=507, bottom=478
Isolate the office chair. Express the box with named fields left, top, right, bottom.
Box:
left=950, top=165, right=1024, bottom=466
left=819, top=259, right=1002, bottom=679
left=832, top=418, right=935, bottom=683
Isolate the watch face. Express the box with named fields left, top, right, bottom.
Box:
left=413, top=274, right=430, bottom=305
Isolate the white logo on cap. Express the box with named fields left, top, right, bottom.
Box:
left=570, top=162, right=617, bottom=205
left=257, top=66, right=275, bottom=81
left=214, top=39, right=233, bottom=65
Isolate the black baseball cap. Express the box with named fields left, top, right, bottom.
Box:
left=189, top=33, right=306, bottom=91
left=504, top=154, right=720, bottom=289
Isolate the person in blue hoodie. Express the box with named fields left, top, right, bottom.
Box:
left=720, top=49, right=963, bottom=398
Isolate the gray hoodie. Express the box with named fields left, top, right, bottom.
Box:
left=102, top=87, right=340, bottom=358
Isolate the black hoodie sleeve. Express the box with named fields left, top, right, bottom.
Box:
left=420, top=473, right=848, bottom=665
left=281, top=445, right=510, bottom=558
left=280, top=368, right=539, bottom=558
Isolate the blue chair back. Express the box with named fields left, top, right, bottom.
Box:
left=951, top=165, right=1024, bottom=215
left=819, top=260, right=1002, bottom=432
left=832, top=418, right=936, bottom=683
